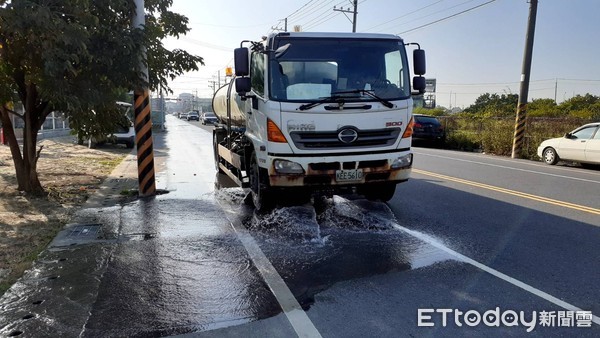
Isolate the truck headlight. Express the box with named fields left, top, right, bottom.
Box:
left=273, top=159, right=304, bottom=174
left=391, top=154, right=413, bottom=169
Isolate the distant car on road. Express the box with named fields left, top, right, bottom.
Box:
left=187, top=111, right=200, bottom=121
left=201, top=112, right=219, bottom=125
left=412, top=114, right=445, bottom=145
left=179, top=112, right=188, bottom=119
left=537, top=122, right=600, bottom=166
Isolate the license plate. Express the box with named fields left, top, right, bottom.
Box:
left=335, top=169, right=364, bottom=182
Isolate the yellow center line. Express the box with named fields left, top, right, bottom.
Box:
left=413, top=169, right=600, bottom=215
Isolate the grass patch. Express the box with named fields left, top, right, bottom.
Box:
left=99, top=157, right=125, bottom=169
left=119, top=189, right=138, bottom=196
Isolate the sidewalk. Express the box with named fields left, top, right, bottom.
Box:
left=0, top=135, right=134, bottom=293
left=0, top=134, right=163, bottom=337
left=0, top=123, right=262, bottom=337
left=49, top=151, right=139, bottom=247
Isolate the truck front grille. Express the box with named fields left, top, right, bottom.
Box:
left=290, top=128, right=400, bottom=150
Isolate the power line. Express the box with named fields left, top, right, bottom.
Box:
left=364, top=0, right=445, bottom=32
left=285, top=0, right=346, bottom=31
left=376, top=0, right=479, bottom=33
left=398, top=0, right=496, bottom=35
left=559, top=78, right=600, bottom=83
left=439, top=78, right=600, bottom=86
left=304, top=11, right=342, bottom=31
left=302, top=0, right=354, bottom=30
left=302, top=3, right=342, bottom=29
left=439, top=78, right=555, bottom=86
left=293, top=0, right=339, bottom=28
left=186, top=21, right=274, bottom=29
left=291, top=0, right=334, bottom=22
left=287, top=0, right=320, bottom=19
left=179, top=37, right=233, bottom=52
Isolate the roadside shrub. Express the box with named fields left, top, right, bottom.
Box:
left=438, top=116, right=594, bottom=160
left=480, top=119, right=514, bottom=156
left=445, top=130, right=481, bottom=152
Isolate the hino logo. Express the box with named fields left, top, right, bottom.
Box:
left=338, top=128, right=359, bottom=144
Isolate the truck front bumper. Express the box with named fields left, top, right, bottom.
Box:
left=266, top=150, right=412, bottom=187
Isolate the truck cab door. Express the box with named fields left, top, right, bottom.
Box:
left=245, top=51, right=268, bottom=146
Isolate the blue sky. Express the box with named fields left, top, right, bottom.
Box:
left=164, top=0, right=600, bottom=108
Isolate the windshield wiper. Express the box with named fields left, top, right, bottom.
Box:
left=332, top=89, right=394, bottom=108
left=298, top=95, right=346, bottom=111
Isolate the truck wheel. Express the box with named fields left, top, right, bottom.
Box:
left=249, top=151, right=274, bottom=212
left=362, top=183, right=396, bottom=202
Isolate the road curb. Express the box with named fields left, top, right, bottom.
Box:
left=85, top=151, right=139, bottom=208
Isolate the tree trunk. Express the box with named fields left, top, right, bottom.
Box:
left=0, top=104, right=46, bottom=196
left=0, top=107, right=26, bottom=186
left=21, top=98, right=45, bottom=195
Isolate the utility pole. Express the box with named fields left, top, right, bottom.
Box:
left=334, top=0, right=358, bottom=32
left=133, top=0, right=156, bottom=196
left=272, top=18, right=288, bottom=32
left=511, top=0, right=538, bottom=159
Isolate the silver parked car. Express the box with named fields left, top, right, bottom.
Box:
left=201, top=112, right=219, bottom=125
left=537, top=122, right=600, bottom=166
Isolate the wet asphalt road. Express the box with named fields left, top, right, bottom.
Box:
left=0, top=115, right=598, bottom=337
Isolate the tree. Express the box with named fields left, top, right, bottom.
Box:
left=463, top=93, right=519, bottom=117
left=558, top=94, right=600, bottom=119
left=0, top=0, right=202, bottom=195
left=413, top=106, right=447, bottom=116
left=527, top=98, right=561, bottom=117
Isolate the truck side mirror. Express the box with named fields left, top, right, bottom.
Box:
left=235, top=77, right=251, bottom=95
left=413, top=76, right=426, bottom=94
left=234, top=48, right=250, bottom=76
left=413, top=49, right=426, bottom=76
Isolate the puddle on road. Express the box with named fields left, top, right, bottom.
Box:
left=215, top=189, right=454, bottom=309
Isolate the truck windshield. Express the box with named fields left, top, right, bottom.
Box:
left=269, top=38, right=410, bottom=103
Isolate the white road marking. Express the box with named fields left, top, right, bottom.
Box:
left=221, top=205, right=322, bottom=338
left=391, top=223, right=600, bottom=326
left=414, top=152, right=600, bottom=184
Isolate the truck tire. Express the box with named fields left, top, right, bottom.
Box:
left=362, top=183, right=396, bottom=202
left=249, top=151, right=275, bottom=212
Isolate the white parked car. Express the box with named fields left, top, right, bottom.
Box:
left=89, top=102, right=136, bottom=149
left=537, top=122, right=600, bottom=166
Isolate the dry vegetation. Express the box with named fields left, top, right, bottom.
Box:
left=0, top=137, right=128, bottom=295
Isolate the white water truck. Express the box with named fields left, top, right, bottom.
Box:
left=212, top=32, right=426, bottom=211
